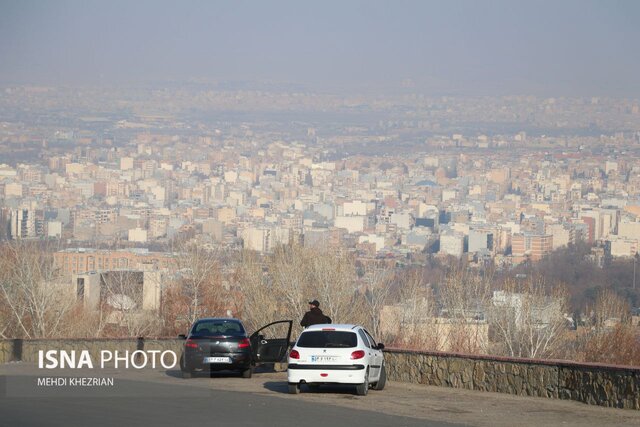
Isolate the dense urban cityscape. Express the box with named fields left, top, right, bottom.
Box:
left=0, top=83, right=639, bottom=364
left=4, top=85, right=640, bottom=259
left=2, top=2, right=640, bottom=423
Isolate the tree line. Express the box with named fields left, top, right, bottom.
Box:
left=0, top=241, right=638, bottom=366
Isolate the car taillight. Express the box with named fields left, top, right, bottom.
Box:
left=238, top=338, right=250, bottom=349
left=185, top=340, right=198, bottom=349
left=350, top=350, right=365, bottom=360
left=289, top=349, right=300, bottom=359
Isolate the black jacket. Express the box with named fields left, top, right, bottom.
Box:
left=300, top=307, right=331, bottom=328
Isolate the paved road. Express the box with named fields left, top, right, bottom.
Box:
left=1, top=363, right=639, bottom=427
left=0, top=380, right=453, bottom=427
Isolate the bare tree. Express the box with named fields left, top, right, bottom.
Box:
left=234, top=245, right=364, bottom=337
left=588, top=288, right=630, bottom=329
left=101, top=270, right=161, bottom=337
left=359, top=261, right=395, bottom=339
left=572, top=289, right=640, bottom=366
left=232, top=250, right=281, bottom=332
left=384, top=268, right=437, bottom=348
left=0, top=241, right=75, bottom=338
left=439, top=264, right=492, bottom=321
left=437, top=264, right=492, bottom=353
left=488, top=278, right=570, bottom=359
left=171, top=241, right=227, bottom=325
left=310, top=248, right=359, bottom=325
left=268, top=244, right=314, bottom=332
left=576, top=323, right=640, bottom=366
left=61, top=304, right=109, bottom=338
left=0, top=290, right=14, bottom=338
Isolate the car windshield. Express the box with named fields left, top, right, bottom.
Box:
left=296, top=331, right=358, bottom=348
left=191, top=320, right=245, bottom=336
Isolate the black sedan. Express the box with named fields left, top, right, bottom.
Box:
left=179, top=318, right=292, bottom=378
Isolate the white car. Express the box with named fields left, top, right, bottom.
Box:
left=287, top=324, right=386, bottom=395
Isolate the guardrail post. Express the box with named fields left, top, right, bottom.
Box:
left=12, top=338, right=23, bottom=362
left=136, top=336, right=145, bottom=364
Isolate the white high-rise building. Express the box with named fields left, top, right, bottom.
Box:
left=10, top=209, right=36, bottom=239
left=242, top=226, right=290, bottom=253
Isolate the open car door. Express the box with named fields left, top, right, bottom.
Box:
left=250, top=320, right=293, bottom=364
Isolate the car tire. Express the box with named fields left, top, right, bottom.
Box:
left=372, top=365, right=386, bottom=391
left=355, top=370, right=369, bottom=396
left=288, top=383, right=300, bottom=394
left=307, top=383, right=320, bottom=391
left=241, top=367, right=253, bottom=379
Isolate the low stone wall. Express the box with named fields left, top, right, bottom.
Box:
left=558, top=365, right=639, bottom=408
left=384, top=348, right=640, bottom=410
left=0, top=340, right=13, bottom=364
left=2, top=339, right=638, bottom=409
left=143, top=338, right=183, bottom=355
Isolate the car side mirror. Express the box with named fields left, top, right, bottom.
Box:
left=376, top=343, right=385, bottom=350
left=178, top=334, right=187, bottom=340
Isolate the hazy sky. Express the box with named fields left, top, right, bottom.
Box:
left=1, top=0, right=639, bottom=96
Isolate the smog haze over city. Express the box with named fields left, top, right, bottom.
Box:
left=2, top=0, right=640, bottom=96
left=2, top=0, right=640, bottom=379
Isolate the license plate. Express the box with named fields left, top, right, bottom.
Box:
left=204, top=357, right=231, bottom=363
left=310, top=355, right=338, bottom=363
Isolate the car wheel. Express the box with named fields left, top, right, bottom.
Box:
left=355, top=370, right=369, bottom=396
left=241, top=367, right=253, bottom=379
left=372, top=365, right=386, bottom=391
left=288, top=383, right=300, bottom=394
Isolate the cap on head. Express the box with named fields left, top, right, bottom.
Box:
left=308, top=299, right=320, bottom=307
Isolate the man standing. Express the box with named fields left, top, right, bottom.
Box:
left=300, top=299, right=331, bottom=328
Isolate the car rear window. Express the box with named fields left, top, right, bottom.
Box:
left=296, top=331, right=358, bottom=348
left=191, top=320, right=245, bottom=336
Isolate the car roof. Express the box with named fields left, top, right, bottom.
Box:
left=194, top=318, right=242, bottom=323
left=303, top=324, right=360, bottom=331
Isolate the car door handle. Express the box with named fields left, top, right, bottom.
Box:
left=261, top=340, right=268, bottom=345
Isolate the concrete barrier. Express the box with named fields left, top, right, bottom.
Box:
left=1, top=339, right=638, bottom=409
left=384, top=348, right=640, bottom=410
